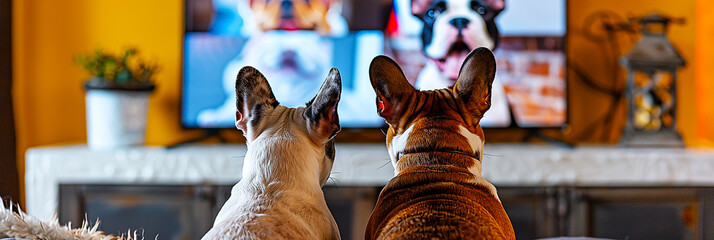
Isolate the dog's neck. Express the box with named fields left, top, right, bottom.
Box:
left=390, top=129, right=499, bottom=201
left=397, top=152, right=480, bottom=173
left=240, top=109, right=325, bottom=195
left=386, top=91, right=486, bottom=177
left=387, top=120, right=500, bottom=200
left=241, top=135, right=324, bottom=195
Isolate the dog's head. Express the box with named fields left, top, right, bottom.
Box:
left=235, top=66, right=341, bottom=185
left=412, top=0, right=503, bottom=81
left=369, top=47, right=495, bottom=175
left=247, top=0, right=343, bottom=35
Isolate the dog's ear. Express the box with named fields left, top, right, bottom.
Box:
left=484, top=0, right=505, bottom=11
left=369, top=55, right=417, bottom=126
left=453, top=47, right=496, bottom=121
left=411, top=0, right=433, bottom=15
left=235, top=66, right=279, bottom=137
left=305, top=68, right=342, bottom=142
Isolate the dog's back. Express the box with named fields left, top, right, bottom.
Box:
left=203, top=179, right=339, bottom=239
left=366, top=165, right=514, bottom=239
left=364, top=48, right=515, bottom=239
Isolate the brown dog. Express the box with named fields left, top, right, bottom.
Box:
left=365, top=47, right=515, bottom=239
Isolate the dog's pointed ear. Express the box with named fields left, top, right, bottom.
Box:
left=453, top=47, right=496, bottom=121
left=484, top=0, right=505, bottom=11
left=369, top=55, right=417, bottom=126
left=305, top=68, right=342, bottom=142
left=411, top=0, right=433, bottom=15
left=235, top=66, right=279, bottom=137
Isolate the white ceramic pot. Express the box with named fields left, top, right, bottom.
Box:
left=85, top=90, right=150, bottom=150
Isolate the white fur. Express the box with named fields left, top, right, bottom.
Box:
left=0, top=201, right=142, bottom=240
left=457, top=125, right=500, bottom=202
left=415, top=61, right=449, bottom=90
left=424, top=0, right=494, bottom=59
left=203, top=107, right=339, bottom=240
left=388, top=124, right=414, bottom=175
left=458, top=125, right=483, bottom=163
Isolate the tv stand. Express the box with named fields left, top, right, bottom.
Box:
left=523, top=129, right=574, bottom=148
left=167, top=129, right=228, bottom=149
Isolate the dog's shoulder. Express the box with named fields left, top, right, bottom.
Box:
left=205, top=185, right=338, bottom=240
left=366, top=165, right=514, bottom=240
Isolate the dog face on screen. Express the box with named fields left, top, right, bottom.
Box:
left=246, top=0, right=346, bottom=35
left=412, top=0, right=504, bottom=88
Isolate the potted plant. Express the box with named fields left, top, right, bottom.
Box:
left=75, top=48, right=158, bottom=150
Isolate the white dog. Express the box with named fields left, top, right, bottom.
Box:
left=201, top=67, right=342, bottom=239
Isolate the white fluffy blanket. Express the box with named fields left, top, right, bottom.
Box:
left=0, top=201, right=143, bottom=240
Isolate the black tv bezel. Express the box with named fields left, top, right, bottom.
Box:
left=178, top=0, right=570, bottom=132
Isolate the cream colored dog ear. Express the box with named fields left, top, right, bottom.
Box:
left=234, top=66, right=279, bottom=138
left=305, top=68, right=342, bottom=141
left=452, top=47, right=496, bottom=120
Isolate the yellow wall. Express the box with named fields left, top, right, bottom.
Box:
left=564, top=0, right=699, bottom=144
left=12, top=0, right=714, bottom=205
left=696, top=0, right=714, bottom=146
left=12, top=0, right=200, bottom=205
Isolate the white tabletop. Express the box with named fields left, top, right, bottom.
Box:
left=25, top=143, right=714, bottom=220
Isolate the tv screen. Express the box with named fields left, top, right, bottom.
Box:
left=181, top=0, right=566, bottom=129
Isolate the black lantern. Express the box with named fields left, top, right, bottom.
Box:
left=620, top=13, right=685, bottom=147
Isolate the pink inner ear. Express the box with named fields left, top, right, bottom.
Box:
left=485, top=0, right=505, bottom=10
left=411, top=0, right=431, bottom=15
left=235, top=111, right=247, bottom=131
left=377, top=94, right=392, bottom=118
left=328, top=105, right=337, bottom=122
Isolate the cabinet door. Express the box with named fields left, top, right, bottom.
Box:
left=322, top=186, right=379, bottom=240
left=59, top=184, right=216, bottom=240
left=499, top=187, right=562, bottom=239
left=569, top=187, right=701, bottom=240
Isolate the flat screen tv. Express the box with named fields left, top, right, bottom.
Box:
left=182, top=0, right=567, bottom=129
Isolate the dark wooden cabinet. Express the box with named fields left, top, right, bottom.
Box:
left=570, top=187, right=713, bottom=240
left=60, top=185, right=217, bottom=240
left=59, top=185, right=378, bottom=240
left=499, top=187, right=714, bottom=240
left=59, top=185, right=714, bottom=240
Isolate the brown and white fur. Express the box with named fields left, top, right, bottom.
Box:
left=365, top=47, right=514, bottom=239
left=201, top=67, right=342, bottom=240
